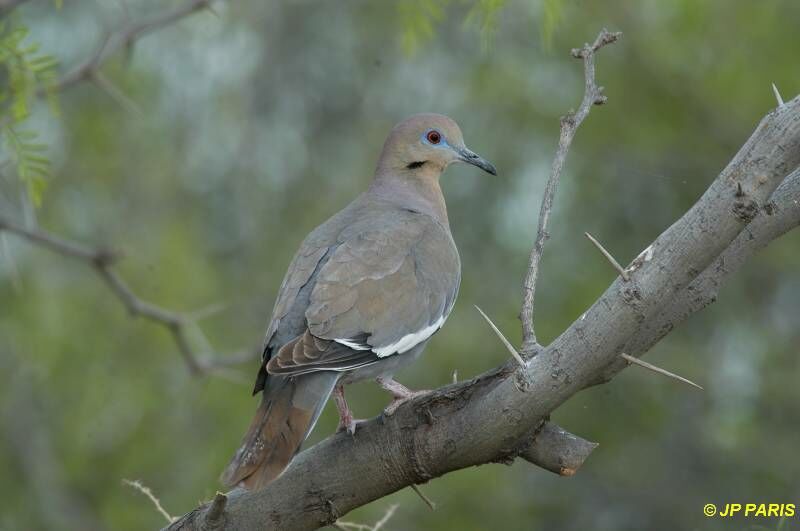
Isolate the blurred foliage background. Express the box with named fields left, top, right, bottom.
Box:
left=1, top=0, right=798, bottom=530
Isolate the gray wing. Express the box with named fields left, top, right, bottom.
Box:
left=265, top=208, right=460, bottom=376
left=251, top=203, right=356, bottom=394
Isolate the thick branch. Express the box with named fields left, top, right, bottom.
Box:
left=167, top=93, right=800, bottom=530
left=519, top=29, right=621, bottom=354
left=0, top=215, right=259, bottom=374
left=518, top=421, right=598, bottom=476
left=594, top=165, right=800, bottom=383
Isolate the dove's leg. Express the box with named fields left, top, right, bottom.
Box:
left=332, top=384, right=364, bottom=435
left=376, top=376, right=430, bottom=416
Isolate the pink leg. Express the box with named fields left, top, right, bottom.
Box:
left=376, top=376, right=429, bottom=416
left=333, top=385, right=363, bottom=435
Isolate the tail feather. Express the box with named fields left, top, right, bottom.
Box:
left=221, top=371, right=338, bottom=489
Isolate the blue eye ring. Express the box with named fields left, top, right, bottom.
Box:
left=424, top=129, right=442, bottom=145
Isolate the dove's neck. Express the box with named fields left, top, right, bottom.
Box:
left=368, top=170, right=449, bottom=226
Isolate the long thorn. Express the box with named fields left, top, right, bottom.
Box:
left=410, top=484, right=436, bottom=511
left=772, top=83, right=785, bottom=107
left=620, top=353, right=703, bottom=390
left=585, top=232, right=630, bottom=281
left=475, top=305, right=527, bottom=368
left=122, top=479, right=175, bottom=523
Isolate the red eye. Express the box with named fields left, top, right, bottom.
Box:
left=426, top=130, right=441, bottom=144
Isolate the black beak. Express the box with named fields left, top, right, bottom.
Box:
left=456, top=146, right=497, bottom=175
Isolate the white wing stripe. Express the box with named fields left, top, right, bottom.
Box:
left=334, top=311, right=451, bottom=359
left=333, top=338, right=371, bottom=350
left=374, top=315, right=446, bottom=358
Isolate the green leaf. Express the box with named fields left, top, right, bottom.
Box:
left=0, top=16, right=61, bottom=207
left=2, top=126, right=52, bottom=206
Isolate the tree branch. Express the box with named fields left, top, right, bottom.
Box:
left=520, top=29, right=621, bottom=354
left=0, top=0, right=253, bottom=375
left=46, top=0, right=216, bottom=93
left=0, top=215, right=260, bottom=374
left=517, top=421, right=598, bottom=476
left=165, top=46, right=800, bottom=531
left=593, top=165, right=800, bottom=383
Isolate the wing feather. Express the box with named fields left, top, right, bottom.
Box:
left=260, top=204, right=460, bottom=380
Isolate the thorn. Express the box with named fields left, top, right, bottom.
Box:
left=204, top=492, right=227, bottom=525
left=410, top=484, right=436, bottom=510
left=736, top=182, right=744, bottom=197
left=620, top=353, right=704, bottom=390
left=452, top=369, right=458, bottom=384
left=772, top=83, right=785, bottom=107
left=584, top=232, right=630, bottom=281
left=474, top=305, right=527, bottom=368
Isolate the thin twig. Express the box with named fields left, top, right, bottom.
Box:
left=519, top=28, right=621, bottom=355
left=620, top=353, right=704, bottom=390
left=772, top=83, right=785, bottom=107
left=410, top=484, right=436, bottom=511
left=584, top=232, right=630, bottom=281
left=49, top=0, right=214, bottom=93
left=0, top=214, right=258, bottom=375
left=334, top=504, right=399, bottom=531
left=122, top=479, right=176, bottom=524
left=372, top=504, right=399, bottom=530
left=475, top=305, right=527, bottom=368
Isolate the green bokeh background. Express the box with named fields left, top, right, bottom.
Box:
left=1, top=1, right=799, bottom=530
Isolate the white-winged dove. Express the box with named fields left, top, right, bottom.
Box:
left=221, top=113, right=496, bottom=490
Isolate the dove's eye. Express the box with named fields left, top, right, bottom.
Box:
left=426, top=130, right=442, bottom=145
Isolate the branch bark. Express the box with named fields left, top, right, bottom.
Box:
left=518, top=421, right=598, bottom=476
left=166, top=70, right=800, bottom=531
left=594, top=165, right=800, bottom=383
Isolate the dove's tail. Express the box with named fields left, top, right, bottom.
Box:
left=220, top=371, right=338, bottom=490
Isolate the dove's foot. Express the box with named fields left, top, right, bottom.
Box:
left=333, top=384, right=364, bottom=435
left=377, top=376, right=430, bottom=416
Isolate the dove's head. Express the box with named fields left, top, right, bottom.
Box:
left=376, top=113, right=497, bottom=178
